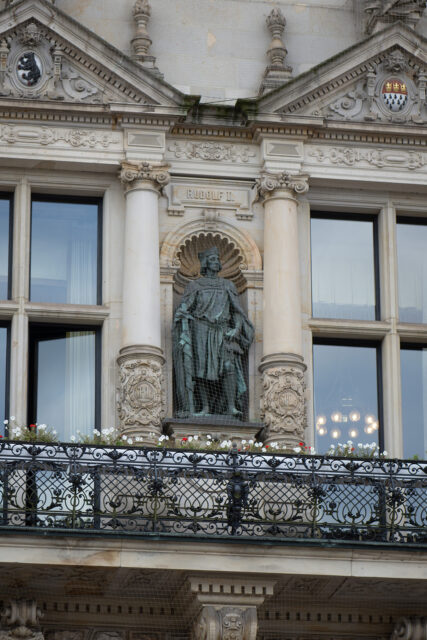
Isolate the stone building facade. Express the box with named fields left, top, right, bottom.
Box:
left=0, top=0, right=426, bottom=639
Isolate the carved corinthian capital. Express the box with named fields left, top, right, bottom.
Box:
left=391, top=617, right=427, bottom=640
left=117, top=349, right=165, bottom=442
left=255, top=171, right=309, bottom=200
left=193, top=606, right=257, bottom=640
left=119, top=161, right=170, bottom=194
left=260, top=355, right=306, bottom=447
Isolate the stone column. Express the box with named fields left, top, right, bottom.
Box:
left=117, top=161, right=169, bottom=442
left=256, top=171, right=309, bottom=448
left=391, top=618, right=427, bottom=640
left=189, top=576, right=275, bottom=640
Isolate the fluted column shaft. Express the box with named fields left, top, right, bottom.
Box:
left=256, top=172, right=309, bottom=448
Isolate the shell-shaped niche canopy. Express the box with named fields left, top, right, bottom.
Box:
left=174, top=232, right=247, bottom=294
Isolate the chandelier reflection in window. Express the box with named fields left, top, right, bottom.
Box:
left=316, top=396, right=379, bottom=440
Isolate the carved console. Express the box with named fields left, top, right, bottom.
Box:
left=0, top=600, right=44, bottom=640
left=189, top=576, right=275, bottom=640
left=391, top=617, right=427, bottom=640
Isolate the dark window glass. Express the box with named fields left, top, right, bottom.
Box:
left=0, top=326, right=8, bottom=436
left=30, top=198, right=101, bottom=305
left=0, top=195, right=12, bottom=300
left=401, top=346, right=427, bottom=459
left=311, top=216, right=377, bottom=320
left=397, top=220, right=427, bottom=323
left=313, top=342, right=381, bottom=454
left=29, top=326, right=100, bottom=442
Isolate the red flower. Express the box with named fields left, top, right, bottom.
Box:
left=29, top=424, right=36, bottom=429
left=265, top=445, right=269, bottom=448
left=182, top=437, right=187, bottom=442
left=351, top=447, right=355, bottom=452
left=299, top=442, right=304, bottom=446
left=0, top=435, right=3, bottom=438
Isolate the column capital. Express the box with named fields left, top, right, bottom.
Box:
left=119, top=161, right=170, bottom=194
left=255, top=171, right=309, bottom=201
left=392, top=617, right=427, bottom=640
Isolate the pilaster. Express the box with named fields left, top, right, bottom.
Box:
left=117, top=161, right=170, bottom=442
left=189, top=576, right=275, bottom=640
left=256, top=171, right=309, bottom=448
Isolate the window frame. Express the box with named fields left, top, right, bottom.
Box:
left=27, top=323, right=102, bottom=436
left=312, top=337, right=384, bottom=453
left=310, top=211, right=381, bottom=322
left=29, top=194, right=103, bottom=306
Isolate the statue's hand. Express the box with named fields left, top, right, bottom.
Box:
left=225, top=327, right=239, bottom=340
left=175, top=308, right=193, bottom=321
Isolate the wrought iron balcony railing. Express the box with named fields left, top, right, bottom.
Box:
left=0, top=441, right=426, bottom=546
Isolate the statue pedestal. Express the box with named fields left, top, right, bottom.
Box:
left=163, top=416, right=262, bottom=445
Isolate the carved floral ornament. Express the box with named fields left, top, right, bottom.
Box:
left=193, top=606, right=258, bottom=640
left=119, top=161, right=170, bottom=193
left=117, top=358, right=165, bottom=431
left=255, top=171, right=309, bottom=200
left=261, top=366, right=306, bottom=443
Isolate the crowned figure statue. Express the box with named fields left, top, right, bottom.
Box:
left=173, top=246, right=254, bottom=419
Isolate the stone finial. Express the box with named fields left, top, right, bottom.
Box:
left=131, top=0, right=163, bottom=78
left=259, top=7, right=292, bottom=96
left=364, top=0, right=426, bottom=35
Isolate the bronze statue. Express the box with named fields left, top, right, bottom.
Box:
left=173, top=247, right=254, bottom=419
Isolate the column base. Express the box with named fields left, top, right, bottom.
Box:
left=259, top=353, right=307, bottom=449
left=117, top=345, right=165, bottom=443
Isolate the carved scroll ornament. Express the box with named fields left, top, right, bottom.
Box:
left=261, top=366, right=306, bottom=444
left=120, top=161, right=170, bottom=193
left=255, top=171, right=309, bottom=200
left=118, top=358, right=165, bottom=431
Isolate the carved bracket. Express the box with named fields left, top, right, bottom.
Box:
left=391, top=617, right=427, bottom=640
left=0, top=600, right=44, bottom=640
left=193, top=606, right=257, bottom=640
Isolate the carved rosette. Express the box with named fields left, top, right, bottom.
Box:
left=392, top=617, right=427, bottom=640
left=117, top=355, right=165, bottom=440
left=255, top=171, right=309, bottom=201
left=192, top=606, right=257, bottom=640
left=260, top=363, right=306, bottom=447
left=120, top=161, right=170, bottom=194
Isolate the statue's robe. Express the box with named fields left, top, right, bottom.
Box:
left=173, top=276, right=254, bottom=416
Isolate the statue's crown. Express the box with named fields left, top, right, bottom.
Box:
left=198, top=246, right=220, bottom=262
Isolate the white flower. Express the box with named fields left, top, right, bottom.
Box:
left=241, top=440, right=247, bottom=445
left=70, top=435, right=76, bottom=442
left=206, top=434, right=212, bottom=440
left=261, top=447, right=267, bottom=452
left=128, top=438, right=133, bottom=444
left=3, top=420, right=7, bottom=425
left=136, top=436, right=142, bottom=442
left=122, top=434, right=128, bottom=441
left=188, top=436, right=193, bottom=442
left=10, top=416, right=15, bottom=421
left=205, top=441, right=211, bottom=446
left=38, top=424, right=47, bottom=431
left=194, top=435, right=199, bottom=440
left=52, top=430, right=57, bottom=435
left=94, top=429, right=101, bottom=436
left=248, top=440, right=254, bottom=445
left=293, top=446, right=301, bottom=453
left=382, top=451, right=388, bottom=456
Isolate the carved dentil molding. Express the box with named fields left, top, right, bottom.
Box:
left=120, top=161, right=170, bottom=193
left=117, top=356, right=165, bottom=437
left=255, top=171, right=309, bottom=200
left=391, top=617, right=427, bottom=640
left=193, top=606, right=257, bottom=640
left=260, top=365, right=306, bottom=445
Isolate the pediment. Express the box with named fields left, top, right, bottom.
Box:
left=258, top=23, right=427, bottom=126
left=0, top=0, right=185, bottom=111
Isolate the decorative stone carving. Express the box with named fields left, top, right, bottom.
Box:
left=193, top=606, right=257, bottom=640
left=168, top=142, right=256, bottom=163
left=120, top=161, right=170, bottom=193
left=117, top=355, right=165, bottom=439
left=0, top=124, right=120, bottom=149
left=255, top=171, right=309, bottom=200
left=260, top=359, right=306, bottom=447
left=308, top=146, right=425, bottom=170
left=17, top=23, right=43, bottom=47
left=0, top=600, right=44, bottom=640
left=259, top=7, right=292, bottom=95
left=131, top=0, right=162, bottom=77
left=391, top=617, right=427, bottom=640
left=364, top=0, right=426, bottom=35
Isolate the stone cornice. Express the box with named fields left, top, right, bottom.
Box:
left=119, top=161, right=170, bottom=193
left=255, top=171, right=309, bottom=200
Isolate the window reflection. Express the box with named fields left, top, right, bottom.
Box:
left=30, top=327, right=98, bottom=441
left=313, top=343, right=380, bottom=454
left=401, top=346, right=427, bottom=459
left=30, top=199, right=100, bottom=305
left=0, top=197, right=11, bottom=300
left=0, top=327, right=7, bottom=435
left=311, top=217, right=377, bottom=321
left=397, top=221, right=427, bottom=323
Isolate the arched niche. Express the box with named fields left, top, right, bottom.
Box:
left=160, top=217, right=263, bottom=421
